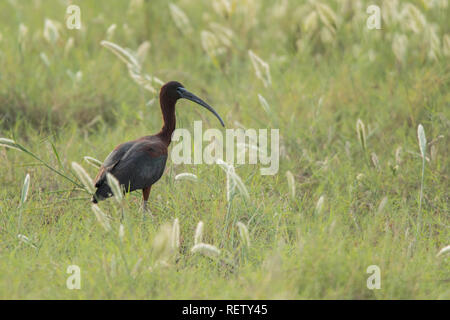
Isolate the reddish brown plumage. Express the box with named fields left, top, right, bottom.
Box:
left=92, top=81, right=224, bottom=208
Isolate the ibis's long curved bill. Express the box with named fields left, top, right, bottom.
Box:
left=177, top=87, right=225, bottom=127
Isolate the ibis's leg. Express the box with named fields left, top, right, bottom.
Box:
left=142, top=186, right=151, bottom=213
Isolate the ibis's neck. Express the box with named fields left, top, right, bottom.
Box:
left=157, top=97, right=176, bottom=145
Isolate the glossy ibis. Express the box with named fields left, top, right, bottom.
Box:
left=92, top=81, right=225, bottom=210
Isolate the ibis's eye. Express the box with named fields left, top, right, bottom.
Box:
left=176, top=87, right=185, bottom=97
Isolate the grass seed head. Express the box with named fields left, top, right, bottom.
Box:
left=172, top=218, right=180, bottom=250
left=237, top=221, right=251, bottom=248
left=71, top=162, right=95, bottom=194
left=194, top=221, right=204, bottom=245
left=356, top=119, right=366, bottom=152
left=285, top=170, right=296, bottom=200
left=248, top=50, right=272, bottom=87
left=43, top=18, right=59, bottom=44
left=91, top=204, right=112, bottom=232
left=106, top=24, right=117, bottom=40
left=377, top=196, right=388, bottom=215
left=20, top=174, right=30, bottom=207
left=191, top=243, right=221, bottom=258
left=315, top=195, right=325, bottom=215
left=136, top=41, right=151, bottom=65
left=417, top=124, right=427, bottom=159
left=174, top=173, right=198, bottom=182
left=169, top=3, right=193, bottom=35
left=371, top=152, right=380, bottom=171
left=257, top=94, right=271, bottom=115
left=106, top=173, right=123, bottom=204
left=119, top=224, right=125, bottom=241
left=436, top=245, right=450, bottom=257
left=0, top=138, right=22, bottom=152
left=17, top=234, right=37, bottom=248
left=83, top=156, right=102, bottom=169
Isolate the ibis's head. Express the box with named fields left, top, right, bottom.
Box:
left=160, top=81, right=225, bottom=127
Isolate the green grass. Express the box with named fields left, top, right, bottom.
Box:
left=0, top=0, right=449, bottom=299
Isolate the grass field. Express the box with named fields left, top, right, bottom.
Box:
left=0, top=0, right=449, bottom=299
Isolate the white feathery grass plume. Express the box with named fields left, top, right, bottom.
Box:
left=0, top=138, right=22, bottom=151
left=401, top=3, right=426, bottom=34
left=91, top=204, right=112, bottom=232
left=20, top=174, right=30, bottom=207
left=230, top=170, right=250, bottom=201
left=17, top=234, right=37, bottom=249
left=101, top=40, right=164, bottom=93
left=212, top=0, right=233, bottom=18
left=43, top=18, right=59, bottom=44
left=371, top=152, right=380, bottom=171
left=136, top=41, right=151, bottom=64
left=100, top=40, right=140, bottom=70
left=303, top=11, right=319, bottom=33
left=194, top=221, right=204, bottom=245
left=356, top=119, right=367, bottom=152
left=216, top=159, right=250, bottom=201
left=128, top=66, right=163, bottom=93
left=417, top=124, right=427, bottom=229
left=236, top=142, right=265, bottom=161
left=106, top=24, right=117, bottom=40
left=315, top=195, right=325, bottom=215
left=377, top=196, right=388, bottom=215
left=67, top=70, right=82, bottom=84
left=174, top=173, right=198, bottom=182
left=315, top=2, right=338, bottom=33
left=169, top=3, right=193, bottom=35
left=417, top=124, right=427, bottom=160
left=40, top=52, right=51, bottom=67
left=382, top=0, right=401, bottom=25
left=209, top=22, right=233, bottom=48
left=272, top=0, right=289, bottom=19
left=236, top=221, right=251, bottom=248
left=119, top=224, right=125, bottom=241
left=436, top=245, right=450, bottom=257
left=106, top=173, right=123, bottom=204
left=257, top=94, right=271, bottom=115
left=64, top=37, right=74, bottom=56
left=71, top=162, right=95, bottom=194
left=201, top=30, right=225, bottom=66
left=191, top=243, right=221, bottom=257
left=248, top=50, right=272, bottom=87
left=172, top=218, right=180, bottom=250
left=285, top=170, right=295, bottom=200
left=392, top=33, right=408, bottom=64
left=425, top=24, right=441, bottom=61
left=83, top=156, right=102, bottom=169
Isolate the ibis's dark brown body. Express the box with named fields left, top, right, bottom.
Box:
left=92, top=81, right=224, bottom=207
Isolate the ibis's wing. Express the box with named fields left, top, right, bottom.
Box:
left=108, top=141, right=167, bottom=192
left=94, top=141, right=135, bottom=187
left=94, top=139, right=167, bottom=200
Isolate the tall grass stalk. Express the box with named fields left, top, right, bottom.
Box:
left=0, top=138, right=86, bottom=191
left=417, top=124, right=427, bottom=235
left=17, top=174, right=30, bottom=232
